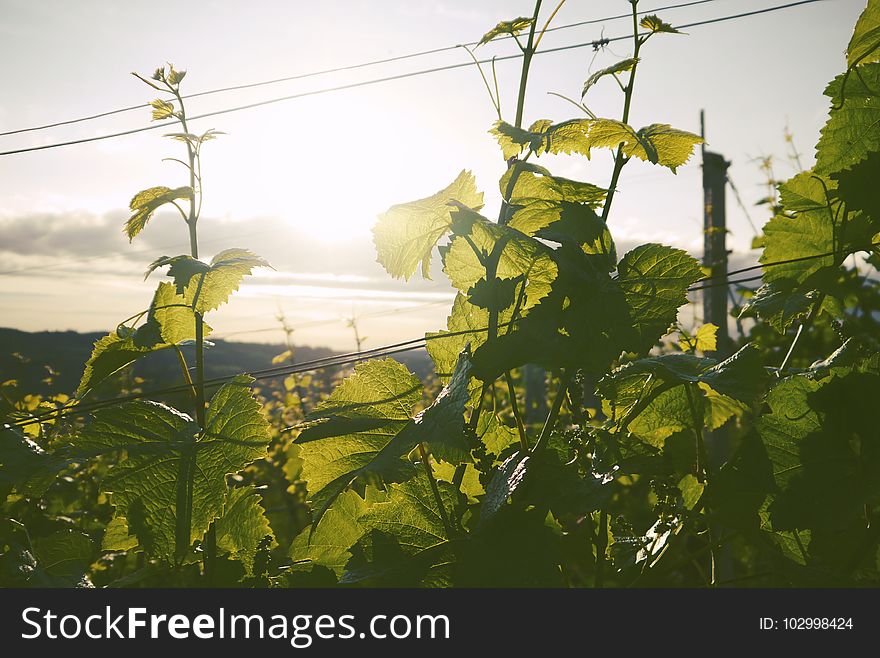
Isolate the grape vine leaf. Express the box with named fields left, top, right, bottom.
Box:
left=834, top=150, right=880, bottom=228
left=477, top=412, right=519, bottom=459
left=502, top=161, right=607, bottom=209
left=150, top=99, right=175, bottom=121
left=77, top=376, right=269, bottom=561
left=679, top=323, right=717, bottom=352
left=816, top=63, right=880, bottom=175
left=77, top=282, right=209, bottom=396
left=373, top=170, right=484, bottom=280
left=289, top=489, right=368, bottom=578
left=582, top=58, right=638, bottom=97
left=0, top=426, right=74, bottom=498
left=639, top=14, right=681, bottom=35
left=490, top=119, right=701, bottom=171
left=582, top=120, right=702, bottom=172
left=297, top=352, right=473, bottom=527
left=146, top=248, right=270, bottom=313
left=427, top=293, right=490, bottom=381
left=32, top=530, right=95, bottom=584
left=214, top=485, right=276, bottom=576
left=489, top=121, right=543, bottom=160
left=125, top=186, right=192, bottom=241
left=847, top=0, right=880, bottom=67
left=739, top=282, right=819, bottom=333
left=759, top=370, right=880, bottom=532
left=616, top=243, right=704, bottom=351
left=480, top=452, right=529, bottom=524
left=760, top=172, right=839, bottom=285
left=444, top=207, right=557, bottom=315
left=342, top=475, right=457, bottom=586
left=412, top=347, right=474, bottom=464
left=102, top=516, right=138, bottom=552
left=478, top=17, right=534, bottom=46
left=599, top=346, right=765, bottom=446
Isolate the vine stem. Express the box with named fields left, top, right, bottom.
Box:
left=172, top=345, right=198, bottom=403
left=530, top=371, right=572, bottom=454
left=601, top=0, right=643, bottom=225
left=171, top=80, right=215, bottom=580
left=779, top=292, right=825, bottom=374
left=684, top=384, right=719, bottom=586
left=513, top=0, right=543, bottom=130
left=418, top=443, right=453, bottom=538
left=504, top=371, right=529, bottom=452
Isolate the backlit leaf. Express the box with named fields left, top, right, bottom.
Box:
left=147, top=248, right=270, bottom=313
left=639, top=14, right=682, bottom=34
left=582, top=57, right=638, bottom=97
left=616, top=243, right=704, bottom=351
left=75, top=376, right=269, bottom=561
left=214, top=485, right=276, bottom=576
left=847, top=0, right=880, bottom=66
left=816, top=63, right=880, bottom=175
left=478, top=16, right=534, bottom=46
left=125, top=185, right=192, bottom=241
left=373, top=171, right=484, bottom=280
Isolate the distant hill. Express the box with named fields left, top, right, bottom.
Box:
left=0, top=328, right=434, bottom=399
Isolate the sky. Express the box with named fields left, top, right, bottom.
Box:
left=0, top=0, right=867, bottom=352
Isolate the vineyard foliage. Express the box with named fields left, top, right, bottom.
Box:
left=2, top=0, right=880, bottom=587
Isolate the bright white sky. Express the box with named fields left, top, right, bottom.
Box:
left=0, top=0, right=866, bottom=351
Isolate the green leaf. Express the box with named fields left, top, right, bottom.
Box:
left=816, top=63, right=880, bottom=175
left=616, top=243, right=704, bottom=351
left=535, top=203, right=616, bottom=268
left=150, top=99, right=175, bottom=121
left=759, top=370, right=880, bottom=531
left=147, top=248, right=270, bottom=313
left=167, top=66, right=187, bottom=86
left=102, top=516, right=138, bottom=551
left=583, top=120, right=702, bottom=172
left=582, top=58, right=638, bottom=97
left=289, top=489, right=368, bottom=578
left=296, top=359, right=422, bottom=523
left=476, top=413, right=519, bottom=458
left=125, top=186, right=192, bottom=241
left=501, top=161, right=607, bottom=208
left=77, top=333, right=155, bottom=397
left=373, top=170, right=484, bottom=280
left=297, top=351, right=474, bottom=524
left=834, top=150, right=880, bottom=227
left=678, top=474, right=704, bottom=510
left=444, top=208, right=557, bottom=315
left=739, top=282, right=819, bottom=333
left=761, top=172, right=838, bottom=285
left=467, top=276, right=521, bottom=311
left=847, top=0, right=880, bottom=66
left=489, top=121, right=546, bottom=159
left=599, top=346, right=766, bottom=446
left=492, top=118, right=700, bottom=171
left=77, top=282, right=208, bottom=395
left=343, top=475, right=456, bottom=586
left=412, top=347, right=474, bottom=464
left=679, top=323, right=717, bottom=352
left=639, top=14, right=682, bottom=34
left=148, top=281, right=207, bottom=344
left=480, top=452, right=529, bottom=524
left=32, top=530, right=94, bottom=583
left=76, top=376, right=269, bottom=561
left=478, top=16, right=534, bottom=46
left=214, top=485, right=276, bottom=576
left=0, top=425, right=73, bottom=498
left=426, top=293, right=491, bottom=400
